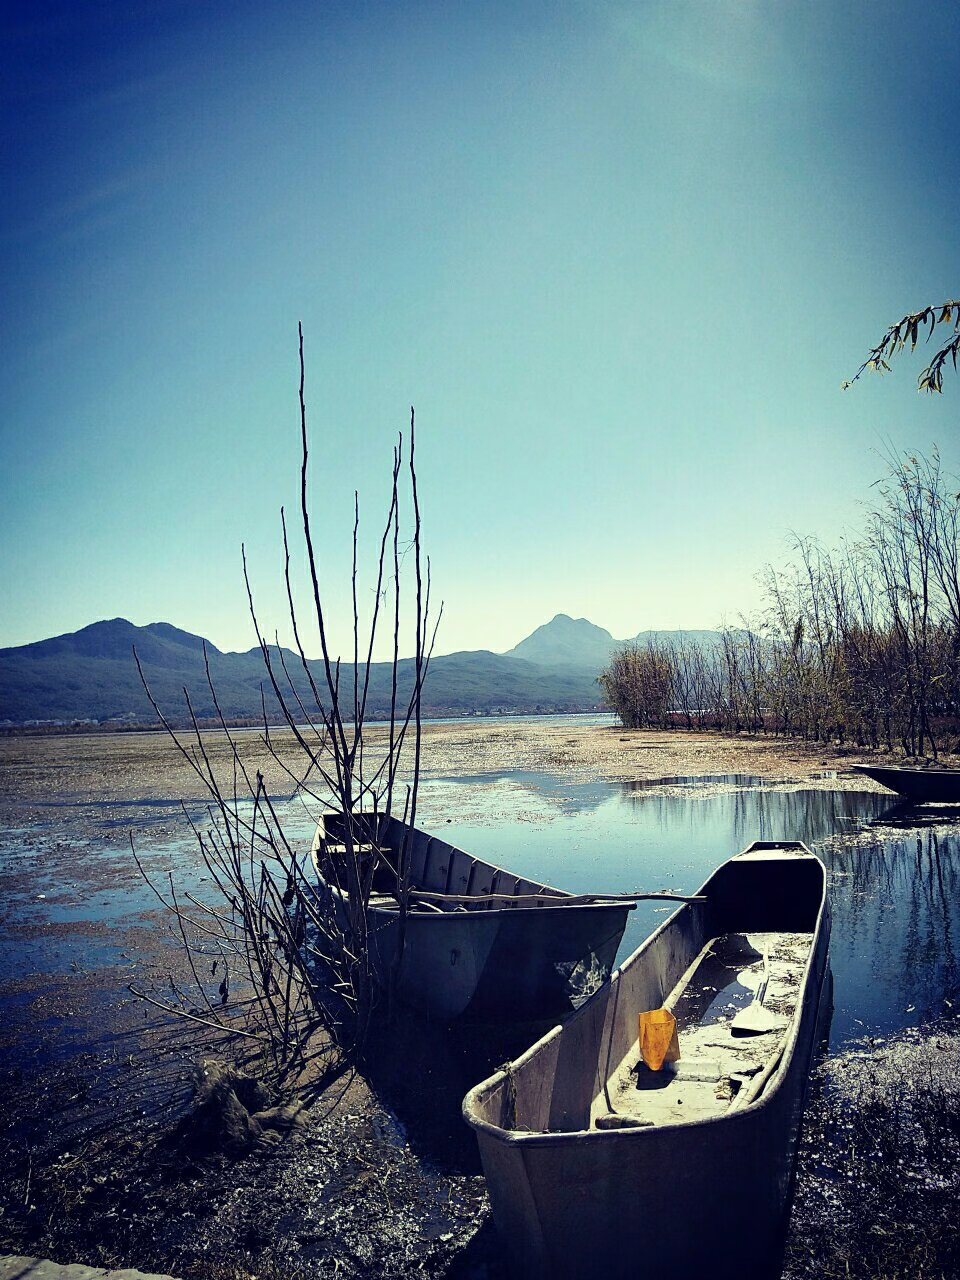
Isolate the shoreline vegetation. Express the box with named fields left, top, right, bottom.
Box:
left=600, top=451, right=960, bottom=761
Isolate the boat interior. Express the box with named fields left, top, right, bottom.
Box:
left=314, top=811, right=568, bottom=914
left=593, top=928, right=814, bottom=1128
left=468, top=847, right=826, bottom=1135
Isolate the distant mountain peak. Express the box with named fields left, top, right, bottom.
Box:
left=9, top=617, right=140, bottom=658
left=505, top=615, right=729, bottom=670
left=143, top=621, right=221, bottom=654
left=5, top=617, right=221, bottom=666
left=505, top=614, right=616, bottom=668
left=80, top=617, right=137, bottom=636
left=548, top=613, right=600, bottom=627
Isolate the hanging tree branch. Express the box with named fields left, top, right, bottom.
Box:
left=844, top=299, right=960, bottom=393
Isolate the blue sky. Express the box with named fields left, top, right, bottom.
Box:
left=2, top=0, right=959, bottom=659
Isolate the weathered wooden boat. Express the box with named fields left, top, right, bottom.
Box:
left=852, top=763, right=960, bottom=803
left=311, top=811, right=634, bottom=1021
left=462, top=842, right=831, bottom=1280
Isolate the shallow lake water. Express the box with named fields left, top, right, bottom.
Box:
left=3, top=768, right=959, bottom=1059
left=415, top=772, right=960, bottom=1048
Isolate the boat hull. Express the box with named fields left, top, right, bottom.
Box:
left=367, top=898, right=629, bottom=1020
left=313, top=812, right=632, bottom=1022
left=852, top=763, right=960, bottom=803
left=463, top=844, right=831, bottom=1279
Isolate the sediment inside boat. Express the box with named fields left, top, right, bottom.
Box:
left=595, top=930, right=813, bottom=1128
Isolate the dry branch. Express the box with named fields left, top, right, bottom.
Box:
left=128, top=327, right=437, bottom=1079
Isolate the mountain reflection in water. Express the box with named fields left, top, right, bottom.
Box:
left=419, top=774, right=960, bottom=1048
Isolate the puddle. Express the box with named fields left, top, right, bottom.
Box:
left=670, top=936, right=765, bottom=1029
left=698, top=976, right=757, bottom=1026
left=0, top=797, right=322, bottom=986
left=431, top=770, right=615, bottom=813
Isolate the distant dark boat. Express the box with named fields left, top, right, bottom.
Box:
left=311, top=811, right=633, bottom=1021
left=463, top=842, right=831, bottom=1280
left=852, top=764, right=960, bottom=803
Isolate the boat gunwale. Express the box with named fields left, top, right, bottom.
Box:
left=852, top=763, right=960, bottom=779
left=851, top=764, right=960, bottom=803
left=358, top=899, right=634, bottom=921
left=312, top=810, right=625, bottom=919
left=462, top=841, right=830, bottom=1145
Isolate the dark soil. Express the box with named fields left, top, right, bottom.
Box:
left=784, top=1025, right=960, bottom=1279
left=0, top=988, right=507, bottom=1280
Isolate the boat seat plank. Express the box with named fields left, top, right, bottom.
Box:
left=320, top=842, right=384, bottom=857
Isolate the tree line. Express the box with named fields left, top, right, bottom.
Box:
left=599, top=450, right=960, bottom=758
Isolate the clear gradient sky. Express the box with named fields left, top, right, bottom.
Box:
left=2, top=1, right=959, bottom=660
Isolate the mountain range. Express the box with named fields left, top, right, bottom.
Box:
left=0, top=614, right=724, bottom=725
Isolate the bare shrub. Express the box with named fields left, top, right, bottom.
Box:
left=599, top=449, right=960, bottom=757
left=129, top=326, right=439, bottom=1088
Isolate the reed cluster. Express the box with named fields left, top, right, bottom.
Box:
left=600, top=450, right=960, bottom=758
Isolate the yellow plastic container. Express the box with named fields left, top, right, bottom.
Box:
left=638, top=1007, right=680, bottom=1071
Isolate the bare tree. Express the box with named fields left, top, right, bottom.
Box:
left=129, top=327, right=440, bottom=1085
left=601, top=451, right=960, bottom=758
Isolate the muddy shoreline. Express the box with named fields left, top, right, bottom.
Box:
left=0, top=718, right=910, bottom=825
left=0, top=722, right=957, bottom=1278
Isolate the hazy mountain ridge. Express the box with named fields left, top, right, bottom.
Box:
left=0, top=619, right=603, bottom=723
left=0, top=614, right=727, bottom=725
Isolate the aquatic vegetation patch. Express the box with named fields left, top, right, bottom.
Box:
left=785, top=1022, right=960, bottom=1278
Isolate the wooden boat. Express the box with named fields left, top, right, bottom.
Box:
left=462, top=842, right=831, bottom=1280
left=311, top=811, right=633, bottom=1021
left=852, top=763, right=960, bottom=803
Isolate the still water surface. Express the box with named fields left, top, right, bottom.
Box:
left=415, top=773, right=960, bottom=1049
left=4, top=769, right=959, bottom=1057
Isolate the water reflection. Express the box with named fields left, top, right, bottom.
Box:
left=616, top=786, right=893, bottom=851
left=431, top=770, right=618, bottom=814
left=822, top=829, right=960, bottom=1041
left=622, top=773, right=777, bottom=790
left=419, top=776, right=960, bottom=1052
left=864, top=801, right=960, bottom=829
